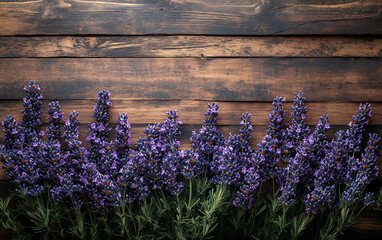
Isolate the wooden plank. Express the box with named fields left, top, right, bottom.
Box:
left=1, top=58, right=381, bottom=101
left=345, top=210, right=382, bottom=240
left=1, top=100, right=382, bottom=126
left=0, top=0, right=381, bottom=35
left=0, top=231, right=9, bottom=240
left=1, top=36, right=382, bottom=58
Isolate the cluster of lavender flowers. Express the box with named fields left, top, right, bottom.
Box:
left=0, top=81, right=379, bottom=215
left=304, top=103, right=378, bottom=213
left=1, top=81, right=46, bottom=196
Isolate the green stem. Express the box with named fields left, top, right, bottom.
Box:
left=128, top=202, right=137, bottom=237
left=188, top=178, right=193, bottom=211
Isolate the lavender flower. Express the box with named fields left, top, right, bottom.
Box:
left=87, top=90, right=112, bottom=164
left=342, top=133, right=380, bottom=204
left=47, top=101, right=64, bottom=143
left=20, top=80, right=43, bottom=145
left=254, top=97, right=286, bottom=182
left=211, top=113, right=253, bottom=186
left=280, top=115, right=330, bottom=205
left=190, top=102, right=224, bottom=175
left=63, top=111, right=88, bottom=173
left=345, top=103, right=373, bottom=153
left=134, top=110, right=184, bottom=196
left=49, top=111, right=88, bottom=208
left=117, top=156, right=150, bottom=203
left=179, top=149, right=202, bottom=179
left=2, top=115, right=23, bottom=150
left=1, top=81, right=46, bottom=196
left=50, top=173, right=84, bottom=209
left=114, top=113, right=132, bottom=158
left=304, top=130, right=347, bottom=214
left=304, top=155, right=337, bottom=214
left=286, top=91, right=310, bottom=150
left=362, top=192, right=376, bottom=206
left=86, top=169, right=121, bottom=212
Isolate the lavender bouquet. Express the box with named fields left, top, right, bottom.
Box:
left=0, top=81, right=379, bottom=240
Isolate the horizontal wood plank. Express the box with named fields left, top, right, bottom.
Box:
left=1, top=100, right=382, bottom=126
left=1, top=58, right=381, bottom=101
left=345, top=209, right=382, bottom=240
left=1, top=36, right=382, bottom=58
left=0, top=0, right=382, bottom=35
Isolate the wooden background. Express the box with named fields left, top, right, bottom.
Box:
left=0, top=0, right=381, bottom=239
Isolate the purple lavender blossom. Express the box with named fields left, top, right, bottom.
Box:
left=50, top=173, right=84, bottom=209
left=47, top=101, right=64, bottom=143
left=255, top=97, right=286, bottom=181
left=63, top=111, right=88, bottom=172
left=179, top=149, right=202, bottom=179
left=2, top=115, right=23, bottom=150
left=211, top=113, right=252, bottom=185
left=114, top=113, right=132, bottom=158
left=305, top=103, right=373, bottom=214
left=362, top=192, right=376, bottom=206
left=134, top=110, right=184, bottom=196
left=345, top=103, right=373, bottom=153
left=87, top=90, right=112, bottom=164
left=190, top=102, right=224, bottom=175
left=20, top=80, right=43, bottom=145
left=286, top=91, right=310, bottom=149
left=117, top=156, right=150, bottom=202
left=342, top=133, right=380, bottom=204
left=48, top=111, right=87, bottom=208
left=85, top=168, right=121, bottom=212
left=210, top=113, right=255, bottom=209
left=280, top=115, right=330, bottom=205
left=1, top=81, right=47, bottom=196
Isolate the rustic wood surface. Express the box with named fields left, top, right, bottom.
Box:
left=1, top=58, right=382, bottom=101
left=0, top=0, right=382, bottom=35
left=0, top=0, right=381, bottom=239
left=1, top=100, right=382, bottom=126
left=1, top=36, right=382, bottom=58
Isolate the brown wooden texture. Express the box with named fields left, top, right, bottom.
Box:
left=345, top=210, right=382, bottom=240
left=2, top=36, right=382, bottom=58
left=1, top=1, right=382, bottom=238
left=1, top=58, right=382, bottom=101
left=1, top=100, right=382, bottom=126
left=1, top=0, right=382, bottom=35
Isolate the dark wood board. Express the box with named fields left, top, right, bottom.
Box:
left=1, top=36, right=382, bottom=58
left=1, top=58, right=382, bottom=101
left=0, top=0, right=382, bottom=35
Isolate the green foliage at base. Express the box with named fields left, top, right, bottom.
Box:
left=0, top=179, right=373, bottom=240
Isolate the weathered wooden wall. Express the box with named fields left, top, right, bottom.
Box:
left=0, top=0, right=381, bottom=239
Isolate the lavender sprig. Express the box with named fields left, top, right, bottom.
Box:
left=114, top=113, right=131, bottom=158
left=280, top=115, right=330, bottom=205
left=87, top=90, right=112, bottom=164
left=190, top=102, right=224, bottom=176
left=342, top=133, right=380, bottom=204
left=47, top=101, right=64, bottom=143
left=20, top=80, right=43, bottom=145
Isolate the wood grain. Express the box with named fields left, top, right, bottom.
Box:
left=1, top=36, right=382, bottom=58
left=0, top=0, right=381, bottom=35
left=1, top=58, right=381, bottom=101
left=345, top=210, right=382, bottom=240
left=1, top=100, right=382, bottom=126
